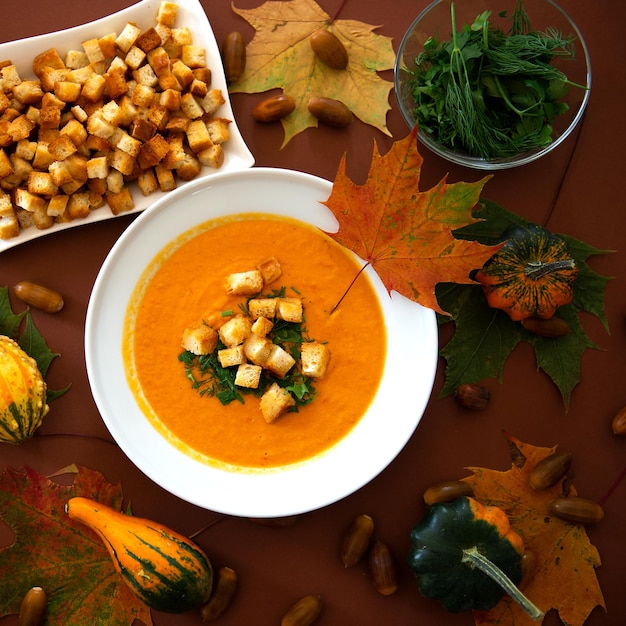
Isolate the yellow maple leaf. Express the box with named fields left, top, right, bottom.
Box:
left=230, top=0, right=395, bottom=146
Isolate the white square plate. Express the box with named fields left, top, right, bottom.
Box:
left=0, top=0, right=254, bottom=252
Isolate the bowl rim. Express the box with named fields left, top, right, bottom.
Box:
left=84, top=166, right=439, bottom=517
left=393, top=0, right=592, bottom=170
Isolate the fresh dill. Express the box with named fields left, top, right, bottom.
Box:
left=406, top=0, right=585, bottom=159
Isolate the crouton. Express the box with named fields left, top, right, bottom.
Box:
left=186, top=119, right=212, bottom=153
left=257, top=257, right=282, bottom=285
left=54, top=81, right=82, bottom=103
left=47, top=133, right=77, bottom=161
left=259, top=382, right=295, bottom=423
left=243, top=334, right=272, bottom=366
left=67, top=191, right=91, bottom=219
left=136, top=27, right=163, bottom=53
left=234, top=363, right=262, bottom=389
left=218, top=345, right=246, bottom=368
left=251, top=316, right=273, bottom=337
left=155, top=163, right=176, bottom=191
left=125, top=45, right=147, bottom=70
left=180, top=92, right=204, bottom=119
left=197, top=144, right=223, bottom=169
left=27, top=171, right=58, bottom=196
left=81, top=73, right=107, bottom=102
left=181, top=323, right=218, bottom=355
left=116, top=22, right=142, bottom=54
left=130, top=117, right=156, bottom=142
left=301, top=342, right=331, bottom=379
left=33, top=49, right=65, bottom=76
left=181, top=45, right=206, bottom=69
left=218, top=314, right=252, bottom=348
left=175, top=151, right=201, bottom=181
left=46, top=194, right=69, bottom=217
left=106, top=187, right=135, bottom=215
left=0, top=149, right=13, bottom=178
left=265, top=344, right=296, bottom=379
left=0, top=192, right=19, bottom=239
left=276, top=297, right=303, bottom=323
left=137, top=133, right=169, bottom=169
left=206, top=118, right=230, bottom=144
left=12, top=81, right=44, bottom=105
left=201, top=89, right=225, bottom=115
left=86, top=155, right=109, bottom=179
left=137, top=168, right=159, bottom=196
left=248, top=298, right=277, bottom=320
left=157, top=1, right=179, bottom=26
left=225, top=270, right=263, bottom=296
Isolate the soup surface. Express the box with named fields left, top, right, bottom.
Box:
left=124, top=214, right=386, bottom=470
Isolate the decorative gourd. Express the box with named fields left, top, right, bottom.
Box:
left=65, top=497, right=213, bottom=613
left=0, top=335, right=49, bottom=444
left=474, top=224, right=578, bottom=321
left=408, top=496, right=543, bottom=620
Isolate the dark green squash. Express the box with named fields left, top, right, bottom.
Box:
left=474, top=224, right=578, bottom=321
left=408, top=496, right=543, bottom=620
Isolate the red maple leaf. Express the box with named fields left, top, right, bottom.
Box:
left=323, top=127, right=502, bottom=314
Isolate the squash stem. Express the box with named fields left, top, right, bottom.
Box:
left=524, top=258, right=575, bottom=279
left=462, top=546, right=544, bottom=621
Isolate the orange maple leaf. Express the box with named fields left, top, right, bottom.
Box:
left=322, top=127, right=501, bottom=315
left=462, top=433, right=605, bottom=626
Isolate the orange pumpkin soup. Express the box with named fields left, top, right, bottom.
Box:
left=124, top=214, right=386, bottom=470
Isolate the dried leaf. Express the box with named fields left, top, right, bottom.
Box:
left=0, top=465, right=152, bottom=626
left=461, top=433, right=605, bottom=626
left=322, top=128, right=502, bottom=314
left=230, top=0, right=395, bottom=145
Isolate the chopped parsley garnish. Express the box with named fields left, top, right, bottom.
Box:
left=179, top=286, right=318, bottom=408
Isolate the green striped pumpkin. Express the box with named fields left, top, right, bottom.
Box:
left=474, top=224, right=578, bottom=322
left=0, top=335, right=49, bottom=444
left=65, top=497, right=213, bottom=613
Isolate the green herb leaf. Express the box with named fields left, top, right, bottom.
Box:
left=405, top=1, right=582, bottom=158
left=0, top=286, right=25, bottom=339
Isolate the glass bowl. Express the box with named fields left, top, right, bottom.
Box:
left=394, top=0, right=591, bottom=170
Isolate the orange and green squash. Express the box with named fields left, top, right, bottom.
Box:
left=474, top=224, right=578, bottom=321
left=0, top=335, right=49, bottom=444
left=65, top=497, right=213, bottom=613
left=408, top=496, right=543, bottom=620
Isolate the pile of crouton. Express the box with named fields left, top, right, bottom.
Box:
left=0, top=1, right=231, bottom=240
left=182, top=257, right=331, bottom=424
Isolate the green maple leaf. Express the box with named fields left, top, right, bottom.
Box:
left=437, top=199, right=612, bottom=407
left=0, top=286, right=26, bottom=339
left=230, top=0, right=395, bottom=146
left=0, top=465, right=152, bottom=626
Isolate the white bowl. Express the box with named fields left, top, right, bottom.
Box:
left=0, top=0, right=254, bottom=253
left=85, top=168, right=438, bottom=517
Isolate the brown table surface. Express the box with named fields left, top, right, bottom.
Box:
left=1, top=1, right=624, bottom=625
